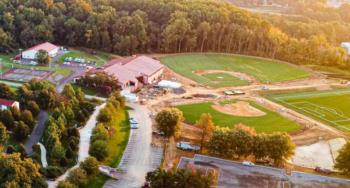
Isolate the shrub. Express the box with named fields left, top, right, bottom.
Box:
left=45, top=166, right=64, bottom=179
left=58, top=181, right=78, bottom=188
left=67, top=168, right=88, bottom=187
left=89, top=140, right=108, bottom=161
left=80, top=157, right=99, bottom=176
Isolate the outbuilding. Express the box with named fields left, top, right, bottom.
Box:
left=0, top=98, right=20, bottom=111
left=22, top=42, right=59, bottom=60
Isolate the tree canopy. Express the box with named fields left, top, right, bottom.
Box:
left=0, top=0, right=348, bottom=67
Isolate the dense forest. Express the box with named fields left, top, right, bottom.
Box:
left=0, top=0, right=349, bottom=67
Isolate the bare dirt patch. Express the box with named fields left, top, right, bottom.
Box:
left=212, top=101, right=266, bottom=117
left=291, top=138, right=346, bottom=170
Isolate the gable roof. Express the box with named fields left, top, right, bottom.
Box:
left=103, top=56, right=164, bottom=84
left=123, top=56, right=164, bottom=76
left=103, top=64, right=140, bottom=84
left=23, top=42, right=59, bottom=53
left=0, top=98, right=17, bottom=107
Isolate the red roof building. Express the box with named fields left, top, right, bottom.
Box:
left=86, top=55, right=164, bottom=91
left=0, top=98, right=20, bottom=110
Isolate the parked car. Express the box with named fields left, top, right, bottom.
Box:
left=130, top=124, right=139, bottom=129
left=152, top=130, right=164, bottom=136
left=315, top=166, right=332, bottom=174
left=129, top=118, right=138, bottom=124
left=242, top=161, right=255, bottom=167
left=176, top=142, right=200, bottom=152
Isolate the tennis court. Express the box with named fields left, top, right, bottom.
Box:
left=2, top=68, right=54, bottom=82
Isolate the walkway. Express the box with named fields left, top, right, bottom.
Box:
left=104, top=103, right=163, bottom=188
left=47, top=103, right=106, bottom=188
left=38, top=142, right=48, bottom=168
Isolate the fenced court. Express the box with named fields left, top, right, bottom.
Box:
left=2, top=68, right=54, bottom=82
left=271, top=89, right=350, bottom=132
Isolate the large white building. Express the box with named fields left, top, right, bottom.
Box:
left=341, top=42, right=350, bottom=55
left=22, top=42, right=59, bottom=60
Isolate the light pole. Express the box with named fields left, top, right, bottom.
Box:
left=0, top=58, right=2, bottom=79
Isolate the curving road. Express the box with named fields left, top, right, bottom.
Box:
left=104, top=103, right=163, bottom=188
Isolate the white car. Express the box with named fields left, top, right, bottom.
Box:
left=129, top=118, right=138, bottom=124
left=242, top=161, right=255, bottom=167
left=176, top=142, right=200, bottom=151
left=130, top=124, right=139, bottom=129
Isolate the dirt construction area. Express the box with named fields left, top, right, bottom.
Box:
left=292, top=138, right=346, bottom=170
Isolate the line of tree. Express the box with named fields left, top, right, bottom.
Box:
left=0, top=152, right=47, bottom=188
left=89, top=92, right=125, bottom=161
left=58, top=156, right=99, bottom=188
left=41, top=84, right=96, bottom=178
left=0, top=0, right=349, bottom=67
left=145, top=168, right=213, bottom=188
left=207, top=124, right=295, bottom=165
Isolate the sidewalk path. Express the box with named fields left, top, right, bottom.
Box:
left=38, top=142, right=48, bottom=168
left=48, top=103, right=106, bottom=188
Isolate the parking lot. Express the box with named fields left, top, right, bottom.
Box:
left=178, top=155, right=350, bottom=188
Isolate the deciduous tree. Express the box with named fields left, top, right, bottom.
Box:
left=155, top=108, right=183, bottom=138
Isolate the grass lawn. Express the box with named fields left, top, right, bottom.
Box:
left=161, top=53, right=310, bottom=87
left=0, top=54, right=72, bottom=77
left=268, top=88, right=350, bottom=133
left=72, top=84, right=98, bottom=96
left=201, top=73, right=249, bottom=88
left=87, top=109, right=130, bottom=188
left=57, top=50, right=111, bottom=66
left=176, top=101, right=301, bottom=133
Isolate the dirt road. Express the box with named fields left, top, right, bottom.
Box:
left=104, top=103, right=163, bottom=188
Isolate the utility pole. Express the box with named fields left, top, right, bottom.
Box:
left=0, top=58, right=2, bottom=79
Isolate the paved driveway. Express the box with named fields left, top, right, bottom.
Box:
left=104, top=103, right=163, bottom=188
left=24, top=111, right=48, bottom=154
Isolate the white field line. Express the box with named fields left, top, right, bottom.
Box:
left=275, top=98, right=350, bottom=131
left=274, top=89, right=350, bottom=100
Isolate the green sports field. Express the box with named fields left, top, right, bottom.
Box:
left=269, top=89, right=350, bottom=132
left=176, top=101, right=302, bottom=133
left=201, top=72, right=249, bottom=88
left=161, top=54, right=309, bottom=87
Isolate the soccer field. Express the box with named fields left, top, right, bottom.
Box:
left=161, top=53, right=310, bottom=87
left=270, top=89, right=350, bottom=132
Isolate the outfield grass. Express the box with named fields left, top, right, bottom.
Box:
left=57, top=50, right=110, bottom=66
left=161, top=54, right=310, bottom=87
left=201, top=73, right=249, bottom=88
left=176, top=101, right=301, bottom=133
left=87, top=109, right=130, bottom=188
left=269, top=89, right=350, bottom=133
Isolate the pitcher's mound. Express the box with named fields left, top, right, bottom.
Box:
left=212, top=101, right=266, bottom=117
